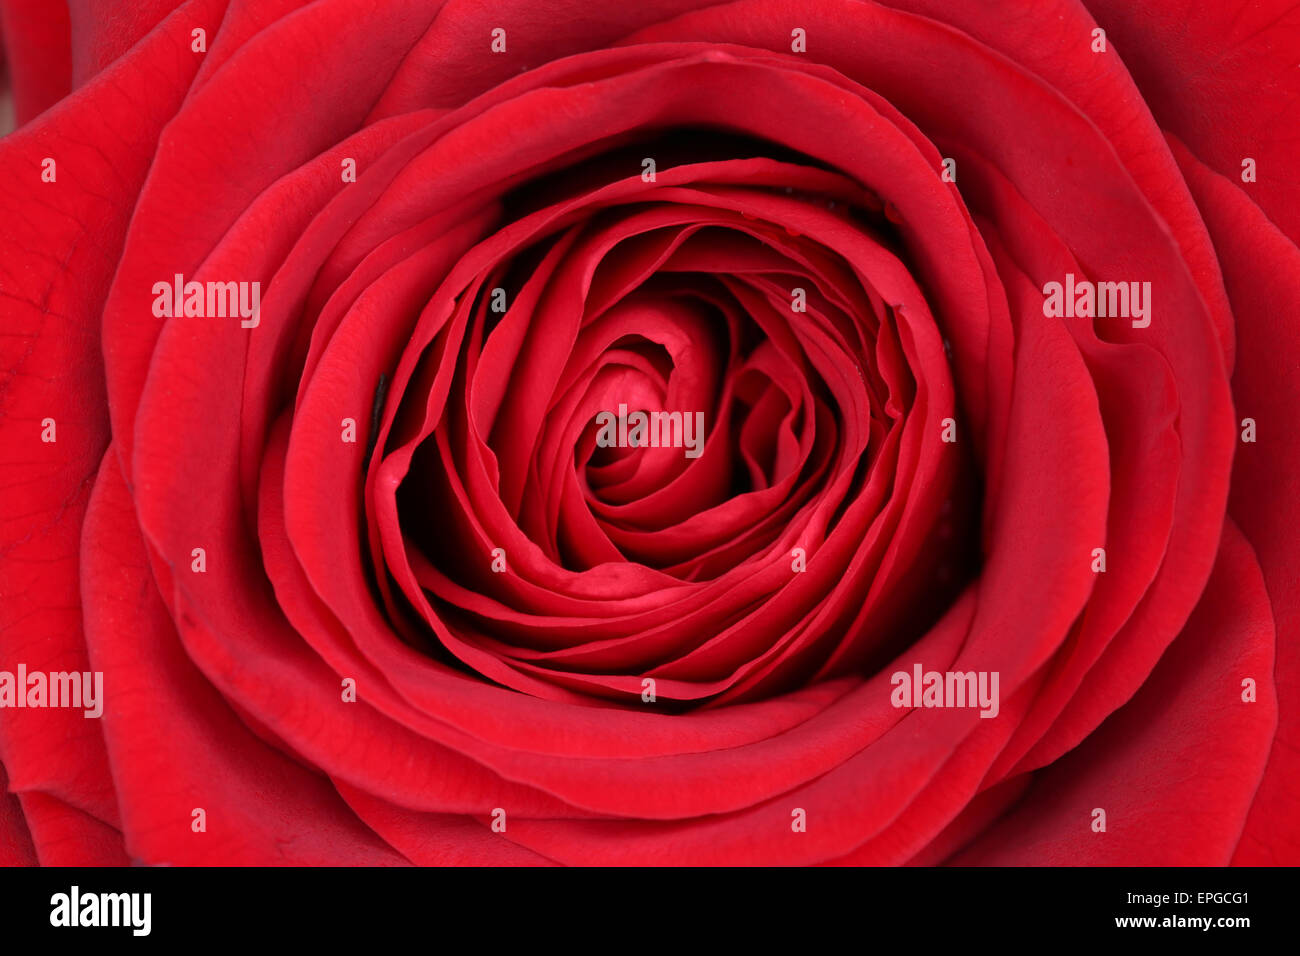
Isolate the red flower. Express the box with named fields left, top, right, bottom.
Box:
left=0, top=0, right=1295, bottom=865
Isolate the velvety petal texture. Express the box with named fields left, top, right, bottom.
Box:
left=0, top=0, right=1294, bottom=866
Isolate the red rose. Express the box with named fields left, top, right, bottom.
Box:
left=0, top=0, right=1295, bottom=866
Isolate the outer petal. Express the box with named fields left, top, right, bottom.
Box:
left=80, top=446, right=409, bottom=865
left=0, top=0, right=70, bottom=125
left=951, top=522, right=1277, bottom=865
left=1170, top=135, right=1300, bottom=865
left=14, top=791, right=127, bottom=866
left=0, top=762, right=37, bottom=866
left=1082, top=0, right=1300, bottom=243
left=66, top=0, right=200, bottom=88
left=0, top=0, right=222, bottom=858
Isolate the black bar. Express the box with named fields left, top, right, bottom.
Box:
left=0, top=866, right=1284, bottom=943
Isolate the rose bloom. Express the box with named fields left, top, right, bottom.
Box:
left=0, top=0, right=1295, bottom=867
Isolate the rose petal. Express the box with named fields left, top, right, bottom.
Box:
left=951, top=522, right=1277, bottom=865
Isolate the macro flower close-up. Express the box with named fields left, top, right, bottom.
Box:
left=0, top=0, right=1296, bottom=870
